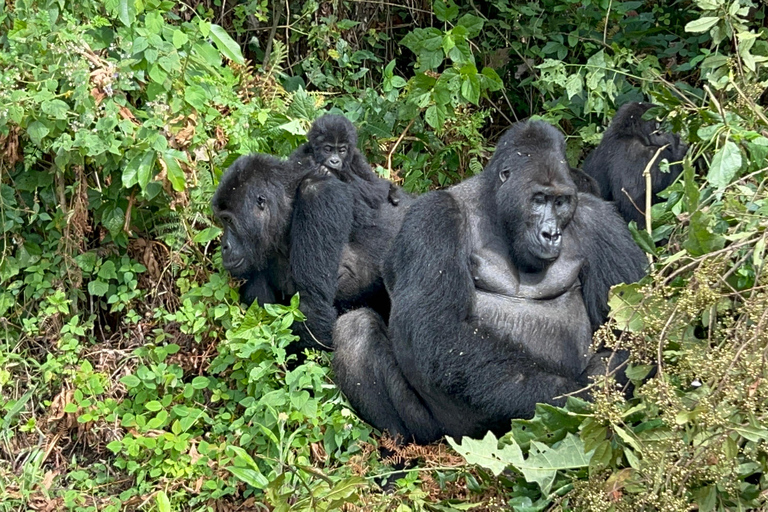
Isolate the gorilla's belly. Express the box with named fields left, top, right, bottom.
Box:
left=472, top=289, right=593, bottom=378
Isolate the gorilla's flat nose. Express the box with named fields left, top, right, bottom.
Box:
left=328, top=156, right=342, bottom=168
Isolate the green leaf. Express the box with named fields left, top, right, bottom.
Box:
left=193, top=226, right=222, bottom=244
left=434, top=0, right=459, bottom=21
left=460, top=74, right=481, bottom=104
left=123, top=151, right=155, bottom=190
left=685, top=16, right=720, bottom=33
left=457, top=13, right=484, bottom=38
left=27, top=121, right=50, bottom=146
left=707, top=141, right=742, bottom=189
left=226, top=467, right=269, bottom=489
left=191, top=376, right=210, bottom=389
left=565, top=74, right=583, bottom=100
left=682, top=211, right=726, bottom=256
left=106, top=440, right=122, bottom=454
left=41, top=99, right=69, bottom=120
left=156, top=491, right=171, bottom=512
left=184, top=85, right=208, bottom=111
left=88, top=280, right=109, bottom=297
left=449, top=432, right=592, bottom=495
left=120, top=374, right=141, bottom=388
left=161, top=152, right=186, bottom=191
left=172, top=29, right=189, bottom=49
left=209, top=24, right=245, bottom=64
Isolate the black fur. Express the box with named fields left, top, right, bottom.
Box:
left=333, top=121, right=647, bottom=444
left=583, top=102, right=688, bottom=225
left=290, top=114, right=403, bottom=207
left=212, top=153, right=409, bottom=351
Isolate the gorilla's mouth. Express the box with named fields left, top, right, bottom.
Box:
left=225, top=257, right=246, bottom=270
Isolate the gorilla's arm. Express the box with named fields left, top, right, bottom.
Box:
left=385, top=192, right=582, bottom=419
left=240, top=271, right=276, bottom=307
left=571, top=194, right=647, bottom=330
left=289, top=174, right=355, bottom=350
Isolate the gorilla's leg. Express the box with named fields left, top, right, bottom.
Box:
left=333, top=309, right=441, bottom=443
left=290, top=175, right=356, bottom=350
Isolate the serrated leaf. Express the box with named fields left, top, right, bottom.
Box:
left=448, top=431, right=523, bottom=476
left=457, top=13, right=484, bottom=38
left=209, top=24, right=244, bottom=64
left=707, top=141, right=742, bottom=189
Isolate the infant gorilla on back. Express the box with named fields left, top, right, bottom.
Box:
left=212, top=115, right=409, bottom=350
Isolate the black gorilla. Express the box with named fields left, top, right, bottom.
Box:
left=212, top=153, right=408, bottom=350
left=332, top=121, right=647, bottom=444
left=290, top=114, right=402, bottom=207
left=583, top=102, right=688, bottom=225
left=570, top=167, right=600, bottom=196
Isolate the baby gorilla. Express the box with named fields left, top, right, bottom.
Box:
left=290, top=114, right=402, bottom=207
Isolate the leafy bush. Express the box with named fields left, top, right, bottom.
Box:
left=1, top=0, right=767, bottom=510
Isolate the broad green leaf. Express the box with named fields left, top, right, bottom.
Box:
left=209, top=24, right=245, bottom=64
left=707, top=141, right=742, bottom=189
left=156, top=491, right=171, bottom=512
left=123, top=151, right=155, bottom=190
left=226, top=467, right=269, bottom=489
left=88, top=280, right=109, bottom=297
left=287, top=88, right=320, bottom=120
left=172, top=29, right=189, bottom=49
left=193, top=226, right=222, bottom=244
left=457, top=13, right=484, bottom=38
left=184, top=85, right=208, bottom=111
left=685, top=16, right=720, bottom=33
left=27, top=121, right=50, bottom=146
left=460, top=74, right=481, bottom=104
left=120, top=374, right=141, bottom=388
left=161, top=152, right=186, bottom=191
left=41, top=99, right=69, bottom=119
left=434, top=0, right=459, bottom=21
left=145, top=401, right=163, bottom=412
left=447, top=431, right=523, bottom=476
left=565, top=74, right=583, bottom=100
left=191, top=376, right=210, bottom=389
left=106, top=440, right=122, bottom=454
left=682, top=211, right=726, bottom=256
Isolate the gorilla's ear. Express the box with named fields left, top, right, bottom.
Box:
left=499, top=168, right=511, bottom=183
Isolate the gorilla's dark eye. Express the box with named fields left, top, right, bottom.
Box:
left=324, top=145, right=333, bottom=153
left=532, top=193, right=546, bottom=205
left=257, top=196, right=266, bottom=210
left=339, top=147, right=347, bottom=155
left=555, top=196, right=570, bottom=208
left=499, top=169, right=510, bottom=183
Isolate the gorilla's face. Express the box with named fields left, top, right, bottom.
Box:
left=489, top=123, right=577, bottom=273
left=308, top=114, right=358, bottom=172
left=212, top=155, right=296, bottom=277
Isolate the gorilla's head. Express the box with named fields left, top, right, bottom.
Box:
left=608, top=102, right=667, bottom=147
left=307, top=114, right=358, bottom=172
left=485, top=121, right=577, bottom=273
left=212, top=154, right=303, bottom=276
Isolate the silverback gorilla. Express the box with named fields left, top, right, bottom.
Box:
left=332, top=120, right=647, bottom=444
left=212, top=153, right=408, bottom=350
left=583, top=102, right=688, bottom=225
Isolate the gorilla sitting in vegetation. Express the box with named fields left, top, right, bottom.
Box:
left=212, top=153, right=407, bottom=351
left=583, top=102, right=688, bottom=225
left=332, top=120, right=647, bottom=444
left=289, top=114, right=403, bottom=208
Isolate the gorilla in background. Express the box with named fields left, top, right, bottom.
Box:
left=570, top=167, right=601, bottom=196
left=290, top=114, right=403, bottom=208
left=583, top=102, right=688, bottom=225
left=332, top=120, right=648, bottom=444
left=212, top=153, right=409, bottom=351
